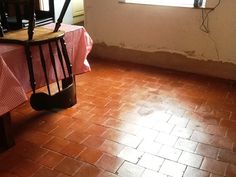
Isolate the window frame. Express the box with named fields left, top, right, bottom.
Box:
left=119, top=0, right=209, bottom=9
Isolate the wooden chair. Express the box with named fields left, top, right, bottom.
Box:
left=0, top=0, right=77, bottom=111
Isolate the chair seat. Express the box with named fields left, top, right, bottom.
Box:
left=0, top=27, right=65, bottom=44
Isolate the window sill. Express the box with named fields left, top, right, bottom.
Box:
left=119, top=0, right=214, bottom=9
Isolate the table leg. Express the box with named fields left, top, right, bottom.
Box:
left=0, top=112, right=15, bottom=150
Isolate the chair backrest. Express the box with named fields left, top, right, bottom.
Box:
left=0, top=0, right=71, bottom=39
left=0, top=0, right=8, bottom=33
left=54, top=0, right=71, bottom=32
left=0, top=0, right=29, bottom=30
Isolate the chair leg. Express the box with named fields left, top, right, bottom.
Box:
left=48, top=42, right=60, bottom=92
left=56, top=41, right=66, bottom=78
left=25, top=44, right=36, bottom=93
left=39, top=45, right=51, bottom=95
left=60, top=38, right=73, bottom=76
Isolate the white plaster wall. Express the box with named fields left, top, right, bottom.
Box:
left=84, top=0, right=236, bottom=64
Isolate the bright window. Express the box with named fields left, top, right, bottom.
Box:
left=120, top=0, right=207, bottom=8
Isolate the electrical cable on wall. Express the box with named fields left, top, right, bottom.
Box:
left=200, top=0, right=222, bottom=33
left=200, top=0, right=222, bottom=60
left=208, top=34, right=220, bottom=60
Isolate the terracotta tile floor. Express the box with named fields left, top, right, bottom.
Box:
left=1, top=59, right=236, bottom=177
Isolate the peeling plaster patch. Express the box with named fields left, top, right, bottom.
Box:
left=119, top=42, right=126, bottom=47
left=184, top=50, right=196, bottom=57
left=90, top=43, right=236, bottom=81
left=94, top=42, right=230, bottom=64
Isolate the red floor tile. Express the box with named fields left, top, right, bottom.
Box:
left=137, top=140, right=162, bottom=155
left=171, top=127, right=193, bottom=139
left=0, top=172, right=19, bottom=177
left=54, top=157, right=83, bottom=176
left=37, top=151, right=64, bottom=169
left=10, top=159, right=41, bottom=177
left=65, top=131, right=90, bottom=144
left=183, top=166, right=209, bottom=177
left=178, top=151, right=203, bottom=168
left=141, top=169, right=167, bottom=177
left=200, top=157, right=228, bottom=176
left=11, top=140, right=48, bottom=162
left=217, top=149, right=236, bottom=165
left=77, top=147, right=103, bottom=165
left=175, top=138, right=198, bottom=152
left=158, top=145, right=182, bottom=161
left=19, top=130, right=52, bottom=146
left=155, top=133, right=178, bottom=146
left=117, top=147, right=143, bottom=163
left=117, top=161, right=144, bottom=177
left=98, top=139, right=124, bottom=156
left=160, top=160, right=186, bottom=177
left=138, top=153, right=164, bottom=171
left=85, top=124, right=108, bottom=136
left=43, top=137, right=70, bottom=153
left=31, top=167, right=60, bottom=177
left=74, top=163, right=102, bottom=177
left=226, top=164, right=236, bottom=177
left=82, top=136, right=105, bottom=148
left=195, top=143, right=219, bottom=159
left=60, top=142, right=86, bottom=158
left=95, top=154, right=124, bottom=173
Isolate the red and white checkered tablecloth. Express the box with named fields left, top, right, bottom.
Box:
left=0, top=56, right=27, bottom=115
left=0, top=24, right=93, bottom=116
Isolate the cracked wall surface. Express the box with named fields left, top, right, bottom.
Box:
left=84, top=0, right=236, bottom=80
